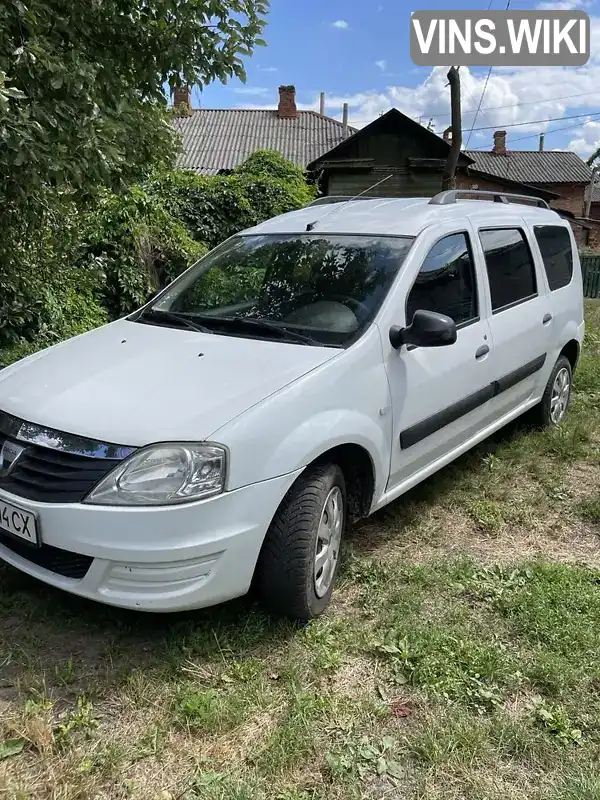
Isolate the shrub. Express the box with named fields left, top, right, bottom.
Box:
left=79, top=185, right=206, bottom=319
left=149, top=151, right=316, bottom=250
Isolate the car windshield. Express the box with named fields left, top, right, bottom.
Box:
left=148, top=233, right=414, bottom=347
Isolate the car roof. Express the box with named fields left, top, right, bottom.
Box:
left=240, top=196, right=566, bottom=239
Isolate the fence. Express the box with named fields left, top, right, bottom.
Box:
left=581, top=255, right=600, bottom=298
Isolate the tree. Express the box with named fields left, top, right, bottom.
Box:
left=588, top=147, right=600, bottom=167
left=0, top=0, right=268, bottom=212
left=0, top=0, right=268, bottom=347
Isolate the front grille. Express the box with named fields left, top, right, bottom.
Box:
left=0, top=530, right=93, bottom=579
left=0, top=434, right=120, bottom=503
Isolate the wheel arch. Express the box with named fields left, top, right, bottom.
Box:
left=309, top=442, right=376, bottom=521
left=560, top=339, right=580, bottom=373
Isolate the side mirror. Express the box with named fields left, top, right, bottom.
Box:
left=389, top=309, right=457, bottom=349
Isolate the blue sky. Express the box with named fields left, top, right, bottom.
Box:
left=188, top=0, right=600, bottom=157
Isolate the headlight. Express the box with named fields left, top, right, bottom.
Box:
left=84, top=443, right=227, bottom=506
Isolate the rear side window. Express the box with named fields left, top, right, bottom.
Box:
left=406, top=232, right=478, bottom=326
left=534, top=225, right=573, bottom=291
left=479, top=228, right=537, bottom=312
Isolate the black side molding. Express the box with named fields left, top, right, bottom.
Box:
left=493, top=354, right=546, bottom=396
left=400, top=384, right=495, bottom=450
left=400, top=354, right=547, bottom=449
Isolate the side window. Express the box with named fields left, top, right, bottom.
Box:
left=479, top=228, right=537, bottom=312
left=406, top=232, right=478, bottom=326
left=534, top=225, right=574, bottom=291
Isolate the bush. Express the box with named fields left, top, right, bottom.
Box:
left=150, top=150, right=316, bottom=250
left=1, top=150, right=315, bottom=363
left=79, top=185, right=206, bottom=319
left=0, top=264, right=108, bottom=366
left=0, top=191, right=107, bottom=350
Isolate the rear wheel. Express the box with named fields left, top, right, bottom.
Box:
left=255, top=463, right=346, bottom=621
left=530, top=355, right=573, bottom=428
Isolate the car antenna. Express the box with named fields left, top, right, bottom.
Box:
left=305, top=174, right=394, bottom=232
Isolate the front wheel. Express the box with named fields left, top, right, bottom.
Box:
left=255, top=463, right=347, bottom=621
left=531, top=355, right=573, bottom=428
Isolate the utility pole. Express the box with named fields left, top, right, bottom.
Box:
left=442, top=66, right=462, bottom=191
left=585, top=166, right=599, bottom=218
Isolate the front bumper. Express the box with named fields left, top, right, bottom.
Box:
left=0, top=470, right=301, bottom=612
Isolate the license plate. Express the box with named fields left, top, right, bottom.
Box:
left=0, top=497, right=39, bottom=546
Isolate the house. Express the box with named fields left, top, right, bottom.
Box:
left=306, top=108, right=557, bottom=204
left=170, top=85, right=356, bottom=175
left=463, top=131, right=593, bottom=219
left=307, top=108, right=594, bottom=245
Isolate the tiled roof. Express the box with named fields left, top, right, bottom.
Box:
left=463, top=150, right=593, bottom=185
left=172, top=109, right=356, bottom=175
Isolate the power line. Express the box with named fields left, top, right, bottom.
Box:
left=465, top=66, right=493, bottom=149
left=471, top=110, right=600, bottom=132
left=467, top=112, right=600, bottom=150
left=424, top=90, right=600, bottom=122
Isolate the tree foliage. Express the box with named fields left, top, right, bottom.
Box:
left=0, top=0, right=268, bottom=353
left=0, top=0, right=268, bottom=216
left=80, top=185, right=206, bottom=319
left=153, top=151, right=316, bottom=248
left=0, top=149, right=315, bottom=353
left=588, top=147, right=600, bottom=167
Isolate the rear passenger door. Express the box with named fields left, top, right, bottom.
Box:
left=532, top=223, right=580, bottom=350
left=475, top=223, right=554, bottom=416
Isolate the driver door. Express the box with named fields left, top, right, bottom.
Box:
left=384, top=226, right=496, bottom=490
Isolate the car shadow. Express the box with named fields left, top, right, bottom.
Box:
left=0, top=562, right=299, bottom=703
left=346, top=416, right=534, bottom=556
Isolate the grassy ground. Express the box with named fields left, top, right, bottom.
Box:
left=1, top=302, right=600, bottom=800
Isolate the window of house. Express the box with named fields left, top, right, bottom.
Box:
left=479, top=228, right=537, bottom=312
left=534, top=225, right=574, bottom=291
left=406, top=232, right=478, bottom=326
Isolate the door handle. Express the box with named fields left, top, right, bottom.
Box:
left=475, top=345, right=490, bottom=360
left=543, top=313, right=553, bottom=325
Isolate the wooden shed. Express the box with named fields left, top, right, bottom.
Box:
left=306, top=108, right=556, bottom=205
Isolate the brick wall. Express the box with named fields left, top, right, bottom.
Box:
left=455, top=173, right=536, bottom=196
left=544, top=183, right=586, bottom=217
left=455, top=174, right=589, bottom=247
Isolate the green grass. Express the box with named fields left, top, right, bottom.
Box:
left=1, top=301, right=600, bottom=799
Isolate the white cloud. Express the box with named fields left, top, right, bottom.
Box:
left=567, top=119, right=600, bottom=157
left=257, top=65, right=278, bottom=73
left=331, top=19, right=349, bottom=29
left=375, top=60, right=387, bottom=71
left=537, top=1, right=582, bottom=9
left=536, top=0, right=592, bottom=8
left=233, top=86, right=269, bottom=96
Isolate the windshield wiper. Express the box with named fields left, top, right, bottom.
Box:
left=136, top=309, right=212, bottom=334
left=200, top=316, right=320, bottom=345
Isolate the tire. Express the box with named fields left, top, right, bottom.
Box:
left=255, top=463, right=347, bottom=621
left=530, top=355, right=573, bottom=429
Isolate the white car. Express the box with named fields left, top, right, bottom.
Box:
left=0, top=190, right=584, bottom=620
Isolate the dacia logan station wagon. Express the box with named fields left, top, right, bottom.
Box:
left=0, top=190, right=585, bottom=620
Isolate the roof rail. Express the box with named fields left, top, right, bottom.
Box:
left=307, top=196, right=374, bottom=207
left=428, top=189, right=550, bottom=209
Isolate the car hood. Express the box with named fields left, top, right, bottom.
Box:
left=0, top=320, right=339, bottom=446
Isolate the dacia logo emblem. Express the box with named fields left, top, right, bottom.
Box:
left=0, top=440, right=25, bottom=478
